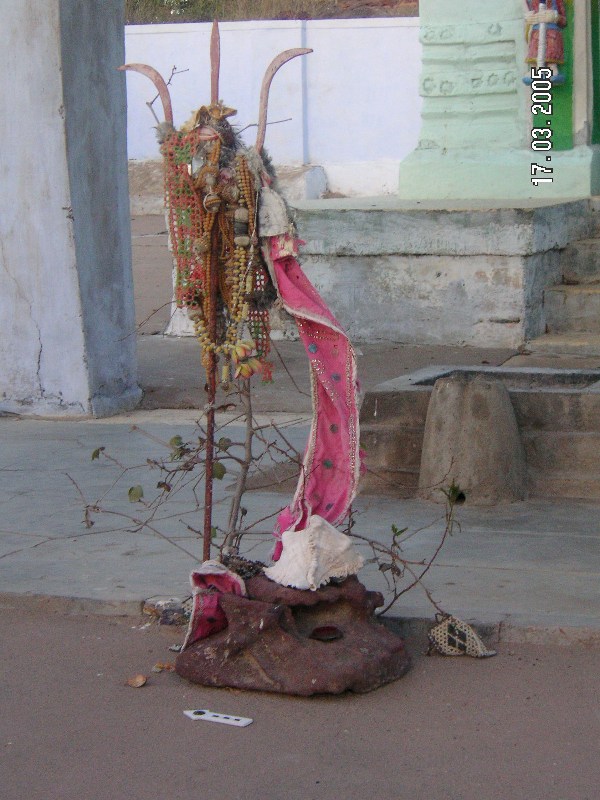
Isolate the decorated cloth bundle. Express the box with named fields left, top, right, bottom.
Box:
left=148, top=80, right=363, bottom=556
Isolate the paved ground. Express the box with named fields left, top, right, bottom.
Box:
left=2, top=604, right=599, bottom=800
left=2, top=214, right=600, bottom=799
left=1, top=215, right=599, bottom=641
left=2, top=408, right=600, bottom=640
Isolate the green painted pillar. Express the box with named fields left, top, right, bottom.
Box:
left=399, top=0, right=600, bottom=200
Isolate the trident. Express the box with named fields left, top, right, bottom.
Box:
left=119, top=21, right=311, bottom=153
left=119, top=22, right=311, bottom=561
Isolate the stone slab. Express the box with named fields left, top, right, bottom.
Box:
left=545, top=284, right=600, bottom=334
left=287, top=198, right=595, bottom=346
left=301, top=253, right=527, bottom=346
left=292, top=198, right=593, bottom=256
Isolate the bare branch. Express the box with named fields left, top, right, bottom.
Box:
left=223, top=380, right=254, bottom=552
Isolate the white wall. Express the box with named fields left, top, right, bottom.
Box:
left=124, top=18, right=422, bottom=195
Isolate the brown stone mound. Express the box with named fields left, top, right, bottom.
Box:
left=175, top=575, right=411, bottom=695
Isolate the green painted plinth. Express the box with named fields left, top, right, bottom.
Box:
left=400, top=0, right=597, bottom=201
left=399, top=145, right=600, bottom=201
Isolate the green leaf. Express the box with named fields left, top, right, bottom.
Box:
left=210, top=526, right=218, bottom=540
left=443, top=480, right=465, bottom=505
left=128, top=485, right=144, bottom=503
left=169, top=435, right=183, bottom=449
left=217, top=437, right=232, bottom=452
left=391, top=524, right=408, bottom=538
left=212, top=461, right=226, bottom=480
left=91, top=447, right=105, bottom=461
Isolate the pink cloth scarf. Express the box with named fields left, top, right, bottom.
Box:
left=264, top=235, right=363, bottom=560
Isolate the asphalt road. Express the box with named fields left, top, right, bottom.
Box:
left=2, top=605, right=599, bottom=800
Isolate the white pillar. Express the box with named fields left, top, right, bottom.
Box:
left=0, top=0, right=140, bottom=416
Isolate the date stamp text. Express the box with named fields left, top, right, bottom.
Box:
left=529, top=67, right=554, bottom=186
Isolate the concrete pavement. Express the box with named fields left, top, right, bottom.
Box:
left=1, top=405, right=599, bottom=644
left=0, top=214, right=599, bottom=644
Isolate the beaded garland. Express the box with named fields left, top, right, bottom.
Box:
left=161, top=102, right=274, bottom=384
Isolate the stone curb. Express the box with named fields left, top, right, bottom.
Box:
left=0, top=592, right=145, bottom=619
left=2, top=591, right=599, bottom=649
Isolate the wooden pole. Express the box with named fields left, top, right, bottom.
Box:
left=199, top=19, right=222, bottom=563
left=203, top=350, right=217, bottom=562
left=202, top=219, right=219, bottom=562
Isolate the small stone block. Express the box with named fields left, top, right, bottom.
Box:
left=143, top=596, right=187, bottom=625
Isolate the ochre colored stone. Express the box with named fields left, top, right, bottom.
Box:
left=175, top=576, right=410, bottom=695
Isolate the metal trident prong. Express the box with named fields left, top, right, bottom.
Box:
left=119, top=22, right=312, bottom=153
left=210, top=19, right=220, bottom=105
left=255, top=48, right=312, bottom=153
left=117, top=63, right=173, bottom=126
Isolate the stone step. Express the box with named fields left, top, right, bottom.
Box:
left=359, top=467, right=419, bottom=497
left=360, top=423, right=424, bottom=472
left=544, top=284, right=600, bottom=334
left=560, top=238, right=600, bottom=284
left=359, top=422, right=423, bottom=496
left=361, top=430, right=600, bottom=499
left=528, top=470, right=600, bottom=500
left=360, top=390, right=431, bottom=429
left=514, top=389, right=600, bottom=433
left=523, top=332, right=600, bottom=357
left=523, top=431, right=600, bottom=473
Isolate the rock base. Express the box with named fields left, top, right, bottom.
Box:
left=175, top=575, right=411, bottom=695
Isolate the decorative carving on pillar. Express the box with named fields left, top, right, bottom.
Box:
left=416, top=17, right=522, bottom=151
left=421, top=69, right=517, bottom=97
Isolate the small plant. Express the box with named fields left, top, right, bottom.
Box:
left=72, top=380, right=459, bottom=619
